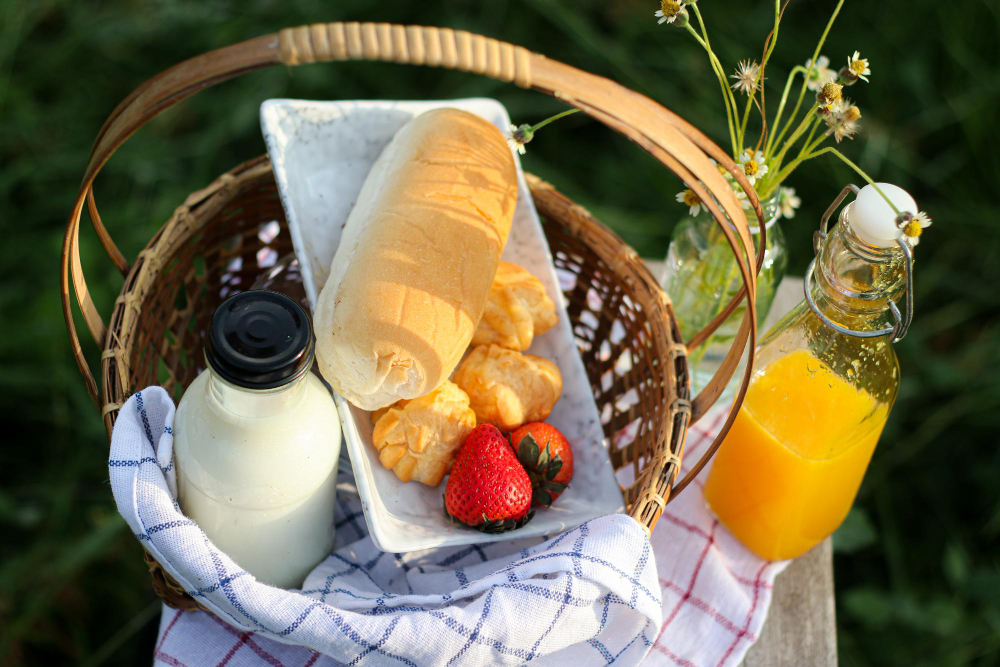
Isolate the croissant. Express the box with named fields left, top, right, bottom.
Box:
left=371, top=381, right=477, bottom=486
left=472, top=262, right=558, bottom=351
left=453, top=344, right=562, bottom=431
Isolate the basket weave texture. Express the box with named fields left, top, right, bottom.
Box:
left=62, top=22, right=763, bottom=611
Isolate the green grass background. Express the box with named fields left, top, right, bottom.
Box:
left=2, top=0, right=998, bottom=664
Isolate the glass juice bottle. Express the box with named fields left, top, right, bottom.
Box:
left=704, top=183, right=919, bottom=560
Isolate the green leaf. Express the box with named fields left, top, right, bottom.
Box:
left=535, top=489, right=553, bottom=507
left=518, top=434, right=540, bottom=468
left=538, top=441, right=551, bottom=470
left=833, top=507, right=878, bottom=554
left=477, top=510, right=535, bottom=533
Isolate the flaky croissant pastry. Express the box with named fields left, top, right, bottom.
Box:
left=472, top=262, right=558, bottom=350
left=371, top=380, right=477, bottom=486
left=453, top=344, right=562, bottom=431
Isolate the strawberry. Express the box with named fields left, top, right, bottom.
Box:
left=444, top=424, right=535, bottom=533
left=511, top=422, right=573, bottom=507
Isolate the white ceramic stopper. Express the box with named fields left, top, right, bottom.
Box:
left=850, top=183, right=917, bottom=248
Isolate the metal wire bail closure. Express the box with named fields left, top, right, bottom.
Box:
left=803, top=184, right=914, bottom=343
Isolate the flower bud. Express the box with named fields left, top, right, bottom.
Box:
left=838, top=66, right=859, bottom=85
left=512, top=123, right=534, bottom=146
left=819, top=82, right=843, bottom=104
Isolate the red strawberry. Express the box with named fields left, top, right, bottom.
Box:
left=511, top=422, right=573, bottom=507
left=444, top=424, right=535, bottom=533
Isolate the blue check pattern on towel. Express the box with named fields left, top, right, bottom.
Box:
left=110, top=388, right=662, bottom=665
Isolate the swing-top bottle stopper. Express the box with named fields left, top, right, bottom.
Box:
left=850, top=183, right=917, bottom=248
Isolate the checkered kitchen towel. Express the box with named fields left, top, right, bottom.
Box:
left=110, top=388, right=786, bottom=666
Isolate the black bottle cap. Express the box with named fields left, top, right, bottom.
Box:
left=205, top=290, right=314, bottom=389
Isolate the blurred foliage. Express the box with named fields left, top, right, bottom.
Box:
left=1, top=0, right=999, bottom=664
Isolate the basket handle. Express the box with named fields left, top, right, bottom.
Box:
left=62, top=22, right=761, bottom=511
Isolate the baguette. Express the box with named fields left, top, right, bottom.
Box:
left=314, top=108, right=518, bottom=409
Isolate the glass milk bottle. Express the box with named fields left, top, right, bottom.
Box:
left=705, top=183, right=921, bottom=561
left=174, top=290, right=341, bottom=588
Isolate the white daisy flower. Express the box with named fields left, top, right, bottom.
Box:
left=777, top=187, right=801, bottom=219
left=897, top=211, right=932, bottom=246
left=506, top=138, right=526, bottom=155
left=730, top=60, right=762, bottom=96
left=805, top=55, right=836, bottom=92
left=506, top=123, right=530, bottom=155
left=676, top=188, right=704, bottom=217
left=737, top=150, right=769, bottom=186
left=847, top=50, right=871, bottom=83
left=655, top=0, right=683, bottom=24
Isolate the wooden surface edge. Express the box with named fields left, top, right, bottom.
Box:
left=743, top=538, right=838, bottom=667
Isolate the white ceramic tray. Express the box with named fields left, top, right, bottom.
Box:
left=261, top=98, right=623, bottom=552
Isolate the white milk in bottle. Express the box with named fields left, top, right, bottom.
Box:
left=173, top=290, right=341, bottom=589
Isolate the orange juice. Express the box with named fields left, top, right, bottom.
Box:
left=704, top=349, right=888, bottom=560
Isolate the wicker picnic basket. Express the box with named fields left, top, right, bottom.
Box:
left=62, top=23, right=764, bottom=611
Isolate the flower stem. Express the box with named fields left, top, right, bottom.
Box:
left=690, top=238, right=743, bottom=366
left=767, top=0, right=844, bottom=161
left=738, top=0, right=782, bottom=154
left=766, top=103, right=820, bottom=190
left=528, top=108, right=580, bottom=133
left=688, top=4, right=740, bottom=156
left=798, top=116, right=823, bottom=158
left=801, top=126, right=828, bottom=158
left=764, top=65, right=807, bottom=158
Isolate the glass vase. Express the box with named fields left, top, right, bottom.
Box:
left=660, top=195, right=788, bottom=400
